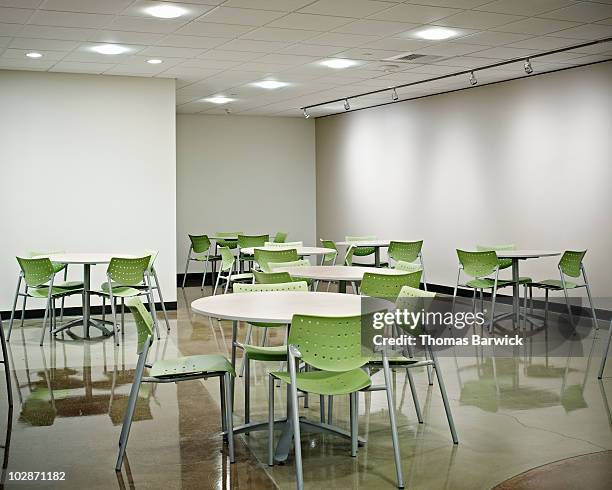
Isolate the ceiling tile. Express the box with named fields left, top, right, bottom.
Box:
left=28, top=10, right=113, bottom=29
left=240, top=27, right=321, bottom=43
left=551, top=23, right=612, bottom=39
left=179, top=58, right=241, bottom=69
left=493, top=17, right=581, bottom=35
left=91, top=30, right=165, bottom=44
left=434, top=11, right=524, bottom=29
left=474, top=0, right=574, bottom=17
left=459, top=31, right=533, bottom=46
left=0, top=36, right=10, bottom=47
left=175, top=21, right=253, bottom=38
left=334, top=19, right=418, bottom=36
left=280, top=43, right=344, bottom=56
left=39, top=0, right=132, bottom=15
left=0, top=7, right=34, bottom=23
left=1, top=47, right=66, bottom=60
left=105, top=16, right=186, bottom=34
left=18, top=24, right=96, bottom=40
left=299, top=0, right=397, bottom=18
left=140, top=45, right=204, bottom=57
left=122, top=0, right=214, bottom=19
left=256, top=52, right=318, bottom=64
left=63, top=43, right=143, bottom=61
left=334, top=47, right=406, bottom=60
left=198, top=7, right=286, bottom=26
left=470, top=46, right=537, bottom=59
left=306, top=32, right=380, bottom=47
left=506, top=35, right=580, bottom=50
left=224, top=0, right=313, bottom=10
left=435, top=55, right=506, bottom=67
left=198, top=49, right=265, bottom=61
left=364, top=37, right=431, bottom=51
left=416, top=41, right=485, bottom=56
left=0, top=22, right=24, bottom=36
left=218, top=38, right=290, bottom=52
left=0, top=0, right=42, bottom=7
left=8, top=37, right=78, bottom=50
left=0, top=58, right=54, bottom=70
left=50, top=61, right=116, bottom=73
left=268, top=13, right=353, bottom=30
left=405, top=0, right=490, bottom=7
left=157, top=34, right=226, bottom=49
left=370, top=4, right=462, bottom=23
left=540, top=2, right=612, bottom=23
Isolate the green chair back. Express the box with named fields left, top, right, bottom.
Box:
left=388, top=240, right=423, bottom=263
left=395, top=261, right=423, bottom=273
left=189, top=235, right=211, bottom=254
left=345, top=235, right=376, bottom=257
left=233, top=281, right=308, bottom=293
left=255, top=249, right=299, bottom=272
left=216, top=232, right=242, bottom=249
left=289, top=314, right=368, bottom=371
left=143, top=249, right=159, bottom=273
left=253, top=270, right=293, bottom=284
left=456, top=250, right=499, bottom=278
left=16, top=257, right=55, bottom=287
left=320, top=239, right=338, bottom=265
left=361, top=271, right=422, bottom=299
left=238, top=234, right=269, bottom=249
left=107, top=256, right=151, bottom=286
left=559, top=250, right=586, bottom=278
left=344, top=245, right=356, bottom=266
left=273, top=232, right=287, bottom=243
left=125, top=297, right=154, bottom=354
left=396, top=286, right=437, bottom=336
left=218, top=247, right=235, bottom=273
left=476, top=244, right=514, bottom=270
left=27, top=250, right=66, bottom=274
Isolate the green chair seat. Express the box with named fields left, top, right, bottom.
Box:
left=271, top=368, right=371, bottom=396
left=368, top=355, right=420, bottom=366
left=465, top=278, right=513, bottom=289
left=244, top=344, right=287, bottom=362
left=100, top=282, right=142, bottom=297
left=149, top=354, right=234, bottom=378
left=530, top=279, right=578, bottom=290
left=29, top=286, right=82, bottom=298
left=54, top=280, right=84, bottom=289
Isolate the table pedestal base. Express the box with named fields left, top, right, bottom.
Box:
left=53, top=317, right=113, bottom=340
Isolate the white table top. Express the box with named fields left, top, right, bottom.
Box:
left=274, top=265, right=407, bottom=282
left=35, top=253, right=136, bottom=264
left=240, top=246, right=331, bottom=256
left=192, top=291, right=362, bottom=324
left=336, top=240, right=393, bottom=247
left=495, top=250, right=561, bottom=259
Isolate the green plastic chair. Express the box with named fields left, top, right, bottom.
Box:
left=144, top=250, right=170, bottom=332
left=268, top=313, right=404, bottom=489
left=116, top=297, right=235, bottom=471
left=182, top=234, right=220, bottom=290
left=233, top=281, right=309, bottom=424
left=388, top=241, right=428, bottom=290
left=254, top=248, right=299, bottom=273
left=269, top=259, right=313, bottom=287
left=238, top=234, right=269, bottom=270
left=7, top=257, right=84, bottom=346
left=345, top=235, right=376, bottom=265
left=455, top=250, right=513, bottom=332
left=527, top=251, right=598, bottom=331
left=319, top=239, right=338, bottom=266
left=344, top=244, right=356, bottom=266
left=253, top=270, right=293, bottom=284
left=97, top=256, right=157, bottom=346
left=0, top=314, right=11, bottom=407
left=360, top=270, right=422, bottom=300
left=213, top=247, right=254, bottom=295
left=273, top=232, right=287, bottom=243
left=215, top=232, right=242, bottom=250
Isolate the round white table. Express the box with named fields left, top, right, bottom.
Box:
left=37, top=253, right=134, bottom=339
left=191, top=291, right=363, bottom=461
left=240, top=246, right=331, bottom=262
left=273, top=265, right=407, bottom=293
left=336, top=240, right=402, bottom=267
left=495, top=250, right=560, bottom=326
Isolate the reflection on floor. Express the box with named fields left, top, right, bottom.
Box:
left=1, top=286, right=611, bottom=489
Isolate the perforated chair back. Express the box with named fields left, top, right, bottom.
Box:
left=361, top=271, right=422, bottom=300
left=320, top=239, right=338, bottom=265
left=143, top=249, right=159, bottom=273
left=27, top=250, right=67, bottom=274
left=289, top=314, right=368, bottom=371
left=395, top=261, right=423, bottom=273
left=16, top=257, right=55, bottom=287
left=238, top=234, right=269, bottom=248
left=559, top=250, right=587, bottom=278
left=476, top=244, right=515, bottom=270
left=456, top=250, right=499, bottom=278
left=233, top=281, right=308, bottom=293
left=189, top=234, right=211, bottom=254
left=125, top=297, right=154, bottom=354
left=253, top=270, right=293, bottom=284
left=255, top=249, right=299, bottom=272
left=218, top=247, right=236, bottom=273
left=345, top=235, right=376, bottom=257
left=273, top=232, right=287, bottom=243
left=269, top=259, right=310, bottom=270
left=107, top=256, right=151, bottom=286
left=216, top=232, right=242, bottom=249
left=388, top=240, right=423, bottom=263
left=396, top=287, right=437, bottom=336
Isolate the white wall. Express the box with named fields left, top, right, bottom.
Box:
left=0, top=70, right=176, bottom=311
left=176, top=114, right=316, bottom=271
left=316, top=61, right=612, bottom=298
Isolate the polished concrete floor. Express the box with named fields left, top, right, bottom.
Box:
left=1, top=286, right=611, bottom=489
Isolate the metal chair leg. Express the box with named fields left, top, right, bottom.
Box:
left=268, top=374, right=275, bottom=466
left=327, top=395, right=334, bottom=425
left=39, top=300, right=51, bottom=346
left=290, top=380, right=304, bottom=490
left=382, top=355, right=404, bottom=488
left=405, top=368, right=423, bottom=423
left=153, top=271, right=171, bottom=332
left=225, top=373, right=235, bottom=463
left=109, top=293, right=119, bottom=346
left=431, top=350, right=458, bottom=444
left=182, top=251, right=191, bottom=289
left=598, top=319, right=612, bottom=379
left=244, top=354, right=250, bottom=424
left=583, top=271, right=598, bottom=330
left=319, top=395, right=325, bottom=423
left=350, top=392, right=358, bottom=457
left=7, top=275, right=22, bottom=341
left=239, top=325, right=253, bottom=377
left=220, top=375, right=226, bottom=433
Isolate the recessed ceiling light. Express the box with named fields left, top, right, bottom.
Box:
left=415, top=27, right=457, bottom=41
left=26, top=52, right=43, bottom=58
left=91, top=44, right=128, bottom=55
left=252, top=80, right=289, bottom=89
left=204, top=96, right=234, bottom=104
left=146, top=5, right=186, bottom=19
left=147, top=59, right=163, bottom=64
left=320, top=59, right=358, bottom=69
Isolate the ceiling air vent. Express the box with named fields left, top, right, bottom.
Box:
left=383, top=53, right=446, bottom=64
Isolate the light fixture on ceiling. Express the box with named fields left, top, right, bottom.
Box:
left=26, top=52, right=43, bottom=58
left=391, top=87, right=399, bottom=101
left=320, top=58, right=358, bottom=69
left=524, top=58, right=533, bottom=74
left=344, top=98, right=350, bottom=111
left=91, top=44, right=128, bottom=55
left=204, top=96, right=234, bottom=104
left=415, top=27, right=457, bottom=41
left=469, top=71, right=477, bottom=86
left=252, top=80, right=289, bottom=89
left=303, top=108, right=310, bottom=119
left=147, top=59, right=163, bottom=64
left=146, top=4, right=186, bottom=18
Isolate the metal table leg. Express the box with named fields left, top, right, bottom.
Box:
left=83, top=264, right=91, bottom=338
left=338, top=280, right=347, bottom=294
left=374, top=247, right=380, bottom=267
left=511, top=258, right=520, bottom=328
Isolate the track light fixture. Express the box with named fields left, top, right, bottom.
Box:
left=469, top=71, right=477, bottom=86
left=303, top=108, right=310, bottom=119
left=391, top=88, right=398, bottom=101
left=524, top=58, right=533, bottom=74
left=344, top=98, right=350, bottom=111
